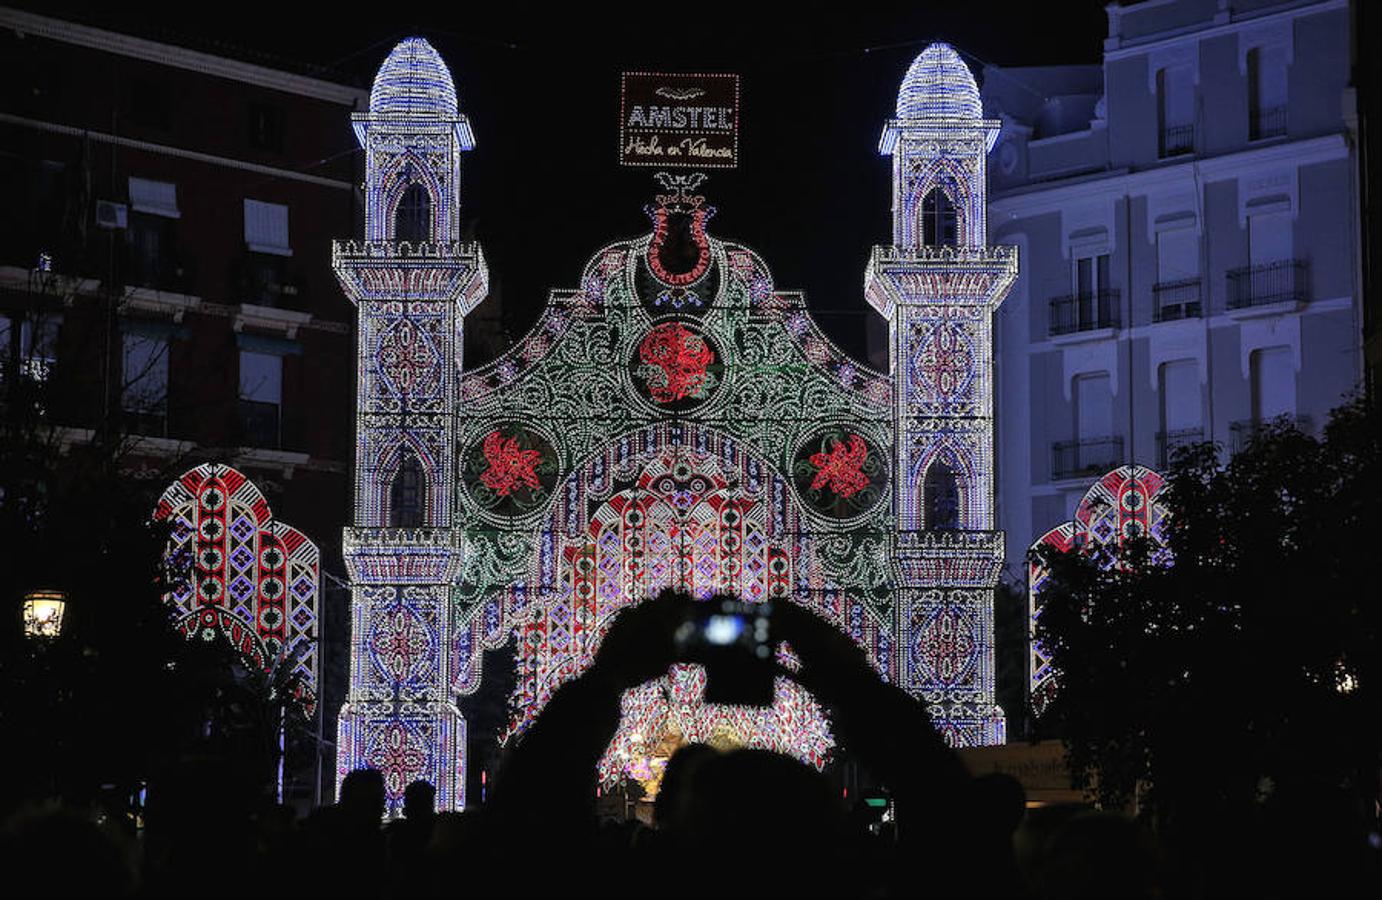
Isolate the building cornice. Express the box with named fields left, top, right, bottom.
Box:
left=0, top=6, right=368, bottom=107
left=0, top=112, right=354, bottom=191
left=1103, top=0, right=1346, bottom=60
left=989, top=133, right=1349, bottom=221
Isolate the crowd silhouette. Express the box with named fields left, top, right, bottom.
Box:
left=2, top=590, right=1375, bottom=898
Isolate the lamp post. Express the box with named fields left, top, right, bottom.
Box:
left=22, top=589, right=67, bottom=638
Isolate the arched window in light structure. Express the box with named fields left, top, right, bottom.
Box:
left=923, top=460, right=961, bottom=530
left=395, top=182, right=432, bottom=243
left=920, top=187, right=959, bottom=248
left=389, top=449, right=427, bottom=527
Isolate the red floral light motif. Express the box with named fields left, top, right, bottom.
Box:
left=479, top=431, right=543, bottom=497
left=809, top=434, right=871, bottom=498
left=638, top=323, right=715, bottom=403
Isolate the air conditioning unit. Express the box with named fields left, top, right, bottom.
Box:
left=95, top=200, right=128, bottom=230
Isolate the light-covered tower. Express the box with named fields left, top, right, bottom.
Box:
left=333, top=38, right=488, bottom=815
left=864, top=44, right=1016, bottom=745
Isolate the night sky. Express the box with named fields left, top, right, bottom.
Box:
left=21, top=1, right=1108, bottom=363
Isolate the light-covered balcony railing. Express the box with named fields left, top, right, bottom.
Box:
left=1226, top=260, right=1308, bottom=310
left=1052, top=435, right=1124, bottom=481
left=1152, top=277, right=1202, bottom=322
left=332, top=239, right=488, bottom=307
left=1049, top=289, right=1120, bottom=336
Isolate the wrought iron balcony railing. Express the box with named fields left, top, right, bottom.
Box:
left=1226, top=260, right=1308, bottom=310
left=1152, top=277, right=1202, bottom=322
left=1160, top=124, right=1194, bottom=158
left=1052, top=435, right=1124, bottom=481
left=1049, top=289, right=1120, bottom=336
left=1230, top=415, right=1313, bottom=455
left=1156, top=426, right=1205, bottom=468
left=1250, top=105, right=1288, bottom=141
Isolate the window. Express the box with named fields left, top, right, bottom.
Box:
left=919, top=186, right=958, bottom=248
left=1247, top=46, right=1288, bottom=139
left=1156, top=228, right=1198, bottom=285
left=389, top=450, right=427, bottom=527
left=244, top=199, right=291, bottom=257
left=128, top=178, right=180, bottom=219
left=238, top=350, right=282, bottom=448
left=1051, top=251, right=1117, bottom=335
left=1053, top=372, right=1122, bottom=479
left=248, top=103, right=284, bottom=152
left=1154, top=227, right=1201, bottom=320
left=1158, top=360, right=1201, bottom=464
left=395, top=182, right=432, bottom=243
left=1250, top=346, right=1294, bottom=422
left=1075, top=253, right=1111, bottom=298
left=922, top=460, right=960, bottom=531
left=18, top=316, right=59, bottom=383
left=1075, top=373, right=1113, bottom=442
left=1156, top=66, right=1194, bottom=157
left=1248, top=209, right=1292, bottom=267
left=122, top=329, right=169, bottom=434
left=1159, top=360, right=1200, bottom=432
left=127, top=177, right=182, bottom=292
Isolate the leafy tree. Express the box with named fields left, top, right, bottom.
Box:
left=1033, top=399, right=1379, bottom=844
left=0, top=353, right=313, bottom=820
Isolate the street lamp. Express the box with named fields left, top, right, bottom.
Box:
left=23, top=589, right=67, bottom=638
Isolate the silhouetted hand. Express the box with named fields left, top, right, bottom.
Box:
left=586, top=589, right=691, bottom=690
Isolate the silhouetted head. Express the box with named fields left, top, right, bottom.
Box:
left=653, top=743, right=718, bottom=830
left=1033, top=810, right=1158, bottom=900
left=402, top=780, right=436, bottom=820
left=676, top=750, right=847, bottom=896
left=972, top=771, right=1028, bottom=835
left=0, top=806, right=134, bottom=896
left=339, top=768, right=386, bottom=824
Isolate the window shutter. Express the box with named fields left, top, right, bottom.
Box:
left=1159, top=360, right=1200, bottom=431
left=1156, top=228, right=1198, bottom=283
left=128, top=177, right=180, bottom=218
left=1250, top=347, right=1294, bottom=420
left=244, top=199, right=292, bottom=256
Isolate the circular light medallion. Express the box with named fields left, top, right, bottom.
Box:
left=462, top=424, right=558, bottom=517
left=792, top=427, right=888, bottom=520
left=630, top=320, right=723, bottom=413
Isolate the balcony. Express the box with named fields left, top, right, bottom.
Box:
left=1230, top=415, right=1313, bottom=455
left=1250, top=105, right=1287, bottom=141
left=332, top=239, right=488, bottom=310
left=1159, top=124, right=1194, bottom=158
left=1227, top=260, right=1308, bottom=311
left=863, top=244, right=1018, bottom=319
left=1152, top=278, right=1202, bottom=322
left=1156, top=426, right=1205, bottom=468
left=1049, top=289, right=1120, bottom=336
left=1052, top=435, right=1124, bottom=481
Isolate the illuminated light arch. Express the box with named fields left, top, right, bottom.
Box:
left=335, top=37, right=1015, bottom=815
left=154, top=463, right=320, bottom=706
left=1028, top=465, right=1171, bottom=715
left=485, top=425, right=890, bottom=784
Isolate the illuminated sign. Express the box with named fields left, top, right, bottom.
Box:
left=620, top=71, right=740, bottom=169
